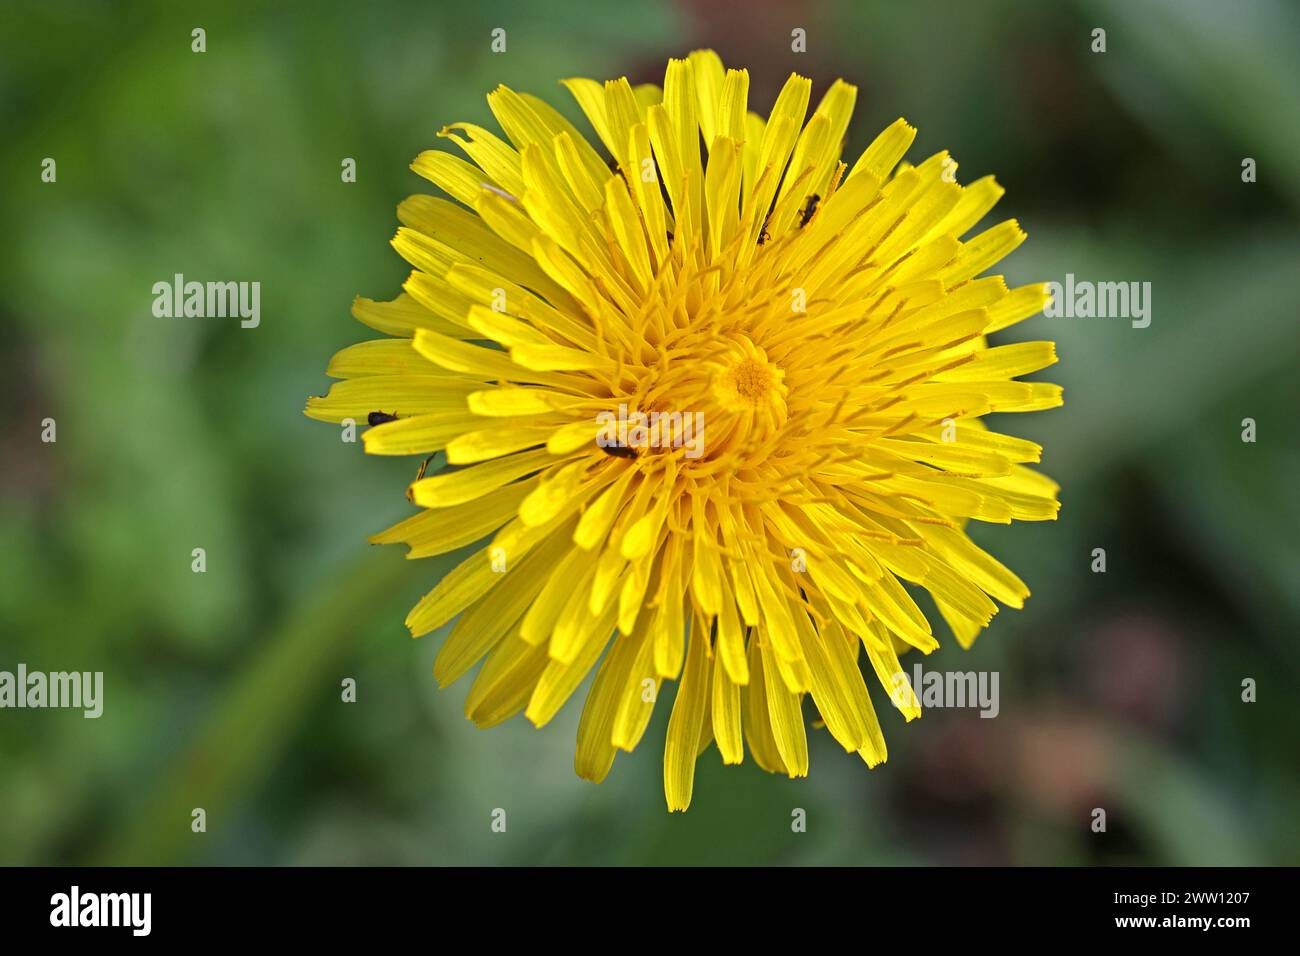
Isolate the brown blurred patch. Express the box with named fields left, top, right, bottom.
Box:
left=0, top=328, right=60, bottom=508
left=674, top=0, right=846, bottom=106
left=885, top=714, right=1011, bottom=864
left=1084, top=611, right=1188, bottom=731
left=1010, top=711, right=1112, bottom=814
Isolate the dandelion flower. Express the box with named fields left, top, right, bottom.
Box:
left=307, top=50, right=1061, bottom=811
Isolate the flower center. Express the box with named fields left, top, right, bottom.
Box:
left=704, top=335, right=788, bottom=456
left=725, top=356, right=775, bottom=403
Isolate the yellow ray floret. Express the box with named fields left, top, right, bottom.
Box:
left=307, top=50, right=1062, bottom=811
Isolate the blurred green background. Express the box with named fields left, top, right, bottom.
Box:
left=1, top=0, right=1297, bottom=866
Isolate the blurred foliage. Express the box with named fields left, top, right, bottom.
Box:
left=0, top=0, right=1296, bottom=865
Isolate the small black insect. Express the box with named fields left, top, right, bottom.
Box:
left=367, top=411, right=399, bottom=426
left=758, top=214, right=772, bottom=245
left=799, top=193, right=820, bottom=227
left=600, top=442, right=638, bottom=460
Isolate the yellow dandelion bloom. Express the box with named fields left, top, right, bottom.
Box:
left=307, top=50, right=1061, bottom=811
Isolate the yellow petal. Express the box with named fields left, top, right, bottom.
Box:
left=663, top=623, right=711, bottom=811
